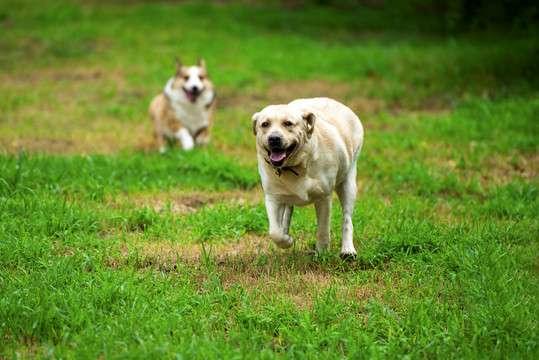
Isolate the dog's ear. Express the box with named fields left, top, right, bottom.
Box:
left=198, top=58, right=206, bottom=68
left=252, top=113, right=259, bottom=136
left=303, top=112, right=316, bottom=138
left=175, top=57, right=182, bottom=72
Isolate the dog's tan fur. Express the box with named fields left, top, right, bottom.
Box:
left=252, top=98, right=363, bottom=257
left=149, top=58, right=216, bottom=152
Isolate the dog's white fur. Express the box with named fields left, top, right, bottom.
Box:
left=149, top=58, right=215, bottom=152
left=252, top=98, right=363, bottom=257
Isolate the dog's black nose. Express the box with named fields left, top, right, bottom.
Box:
left=192, top=85, right=199, bottom=92
left=268, top=134, right=283, bottom=147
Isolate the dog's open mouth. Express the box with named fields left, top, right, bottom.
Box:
left=266, top=144, right=296, bottom=167
left=183, top=88, right=200, bottom=103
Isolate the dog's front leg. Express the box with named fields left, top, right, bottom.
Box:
left=266, top=196, right=294, bottom=249
left=194, top=127, right=210, bottom=147
left=314, top=195, right=332, bottom=253
left=174, top=128, right=195, bottom=150
left=282, top=206, right=294, bottom=235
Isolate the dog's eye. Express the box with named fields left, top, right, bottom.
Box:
left=199, top=75, right=204, bottom=80
left=184, top=76, right=189, bottom=81
left=261, top=122, right=269, bottom=128
left=284, top=121, right=293, bottom=127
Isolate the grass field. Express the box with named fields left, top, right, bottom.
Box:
left=1, top=0, right=538, bottom=358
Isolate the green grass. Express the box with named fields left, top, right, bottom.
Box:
left=1, top=0, right=538, bottom=358
left=0, top=149, right=258, bottom=197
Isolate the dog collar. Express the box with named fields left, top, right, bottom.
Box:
left=264, top=159, right=299, bottom=177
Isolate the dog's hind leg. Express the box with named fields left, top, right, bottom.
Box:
left=149, top=114, right=166, bottom=153
left=314, top=195, right=333, bottom=253
left=336, top=157, right=359, bottom=259
left=152, top=130, right=166, bottom=153
left=266, top=196, right=294, bottom=249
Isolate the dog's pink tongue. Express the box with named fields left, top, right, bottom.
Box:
left=185, top=92, right=196, bottom=102
left=270, top=150, right=286, bottom=162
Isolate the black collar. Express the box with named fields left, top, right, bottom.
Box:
left=265, top=159, right=299, bottom=177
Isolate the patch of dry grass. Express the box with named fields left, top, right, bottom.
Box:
left=101, top=187, right=264, bottom=215
left=104, top=233, right=423, bottom=312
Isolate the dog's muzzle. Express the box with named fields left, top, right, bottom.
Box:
left=183, top=86, right=202, bottom=102
left=265, top=134, right=296, bottom=167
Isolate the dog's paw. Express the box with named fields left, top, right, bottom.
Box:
left=274, top=234, right=294, bottom=249
left=339, top=252, right=357, bottom=261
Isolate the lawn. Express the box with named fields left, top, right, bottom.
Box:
left=0, top=0, right=538, bottom=358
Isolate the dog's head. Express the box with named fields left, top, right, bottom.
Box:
left=172, top=58, right=212, bottom=103
left=252, top=105, right=316, bottom=168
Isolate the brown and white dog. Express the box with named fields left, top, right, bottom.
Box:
left=252, top=98, right=363, bottom=258
left=149, top=58, right=216, bottom=152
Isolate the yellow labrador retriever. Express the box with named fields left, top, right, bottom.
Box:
left=252, top=98, right=363, bottom=258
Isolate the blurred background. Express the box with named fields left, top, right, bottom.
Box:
left=0, top=0, right=537, bottom=155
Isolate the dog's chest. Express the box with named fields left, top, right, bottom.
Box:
left=169, top=95, right=212, bottom=135
left=262, top=172, right=329, bottom=206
